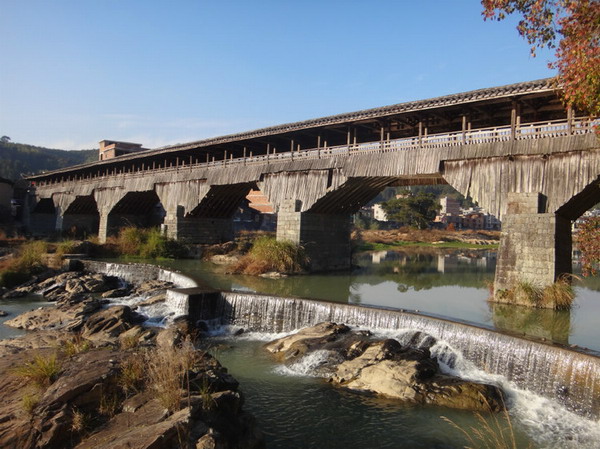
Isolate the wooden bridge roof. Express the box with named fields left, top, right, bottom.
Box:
left=28, top=78, right=557, bottom=179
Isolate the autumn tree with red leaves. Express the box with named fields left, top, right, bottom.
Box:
left=576, top=216, right=600, bottom=277
left=482, top=0, right=600, bottom=116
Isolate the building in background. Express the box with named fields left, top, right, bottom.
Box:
left=99, top=140, right=147, bottom=160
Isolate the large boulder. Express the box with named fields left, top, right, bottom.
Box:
left=266, top=322, right=505, bottom=413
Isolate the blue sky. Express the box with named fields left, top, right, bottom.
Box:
left=0, top=1, right=555, bottom=151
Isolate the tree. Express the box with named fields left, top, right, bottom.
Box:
left=1, top=136, right=10, bottom=143
left=482, top=0, right=600, bottom=116
left=380, top=191, right=440, bottom=229
left=576, top=216, right=600, bottom=276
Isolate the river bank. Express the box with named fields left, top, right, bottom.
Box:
left=0, top=265, right=263, bottom=449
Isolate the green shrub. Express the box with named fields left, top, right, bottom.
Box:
left=116, top=227, right=185, bottom=259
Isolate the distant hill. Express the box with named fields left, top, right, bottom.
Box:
left=0, top=141, right=97, bottom=180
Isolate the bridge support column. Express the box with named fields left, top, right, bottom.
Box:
left=494, top=193, right=572, bottom=299
left=277, top=200, right=352, bottom=271
left=163, top=207, right=233, bottom=244
left=98, top=208, right=110, bottom=244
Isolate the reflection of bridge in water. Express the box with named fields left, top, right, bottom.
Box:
left=26, top=78, right=600, bottom=293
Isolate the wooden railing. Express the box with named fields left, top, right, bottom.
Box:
left=38, top=117, right=598, bottom=186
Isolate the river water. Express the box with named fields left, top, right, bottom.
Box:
left=156, top=248, right=600, bottom=353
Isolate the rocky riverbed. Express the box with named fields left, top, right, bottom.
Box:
left=265, top=322, right=505, bottom=412
left=0, top=268, right=264, bottom=449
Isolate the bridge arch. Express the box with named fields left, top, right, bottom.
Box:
left=62, top=195, right=100, bottom=238
left=104, top=191, right=164, bottom=240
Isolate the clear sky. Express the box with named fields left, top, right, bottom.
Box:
left=0, top=0, right=555, bottom=151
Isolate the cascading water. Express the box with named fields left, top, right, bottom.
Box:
left=193, top=291, right=600, bottom=421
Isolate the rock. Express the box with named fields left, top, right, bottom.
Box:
left=266, top=323, right=505, bottom=413
left=65, top=278, right=87, bottom=294
left=137, top=292, right=167, bottom=306
left=132, top=280, right=174, bottom=296
left=264, top=322, right=351, bottom=362
left=102, top=288, right=131, bottom=298
left=329, top=338, right=504, bottom=411
left=81, top=305, right=136, bottom=342
left=156, top=327, right=184, bottom=350
left=2, top=285, right=34, bottom=298
left=0, top=309, right=7, bottom=317
left=118, top=325, right=155, bottom=348
left=210, top=254, right=240, bottom=265
left=4, top=294, right=103, bottom=332
left=259, top=271, right=288, bottom=278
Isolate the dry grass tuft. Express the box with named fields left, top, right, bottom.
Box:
left=62, top=334, right=91, bottom=357
left=22, top=392, right=40, bottom=415
left=119, top=356, right=146, bottom=395
left=230, top=236, right=307, bottom=275
left=146, top=340, right=200, bottom=413
left=13, top=353, right=61, bottom=390
left=497, top=276, right=575, bottom=310
left=441, top=396, right=531, bottom=449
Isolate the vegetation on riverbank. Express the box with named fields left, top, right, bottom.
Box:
left=0, top=240, right=48, bottom=288
left=229, top=236, right=308, bottom=275
left=353, top=228, right=500, bottom=252
left=107, top=227, right=187, bottom=259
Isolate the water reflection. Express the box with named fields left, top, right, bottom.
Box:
left=490, top=303, right=572, bottom=344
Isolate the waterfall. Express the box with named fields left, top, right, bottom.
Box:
left=82, top=260, right=198, bottom=288
left=193, top=291, right=600, bottom=420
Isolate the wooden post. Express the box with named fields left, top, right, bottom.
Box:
left=418, top=121, right=423, bottom=147
left=224, top=151, right=227, bottom=165
left=462, top=115, right=467, bottom=143
left=243, top=147, right=247, bottom=165
left=567, top=106, right=574, bottom=134
left=267, top=144, right=270, bottom=161
left=206, top=154, right=209, bottom=164
left=347, top=128, right=351, bottom=155
left=317, top=135, right=321, bottom=148
left=290, top=140, right=294, bottom=153
left=510, top=101, right=517, bottom=140
left=189, top=156, right=192, bottom=165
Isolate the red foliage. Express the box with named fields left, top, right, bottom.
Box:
left=575, top=216, right=600, bottom=277
left=482, top=0, right=600, bottom=116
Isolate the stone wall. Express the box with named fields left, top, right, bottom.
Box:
left=494, top=193, right=572, bottom=295
left=277, top=200, right=351, bottom=271
left=163, top=214, right=233, bottom=244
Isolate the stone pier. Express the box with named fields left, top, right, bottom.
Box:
left=163, top=207, right=233, bottom=244
left=276, top=200, right=352, bottom=271
left=494, top=193, right=572, bottom=294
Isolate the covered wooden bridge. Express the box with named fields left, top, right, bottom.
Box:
left=26, top=78, right=600, bottom=292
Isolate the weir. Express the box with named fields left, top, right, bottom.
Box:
left=185, top=290, right=600, bottom=420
